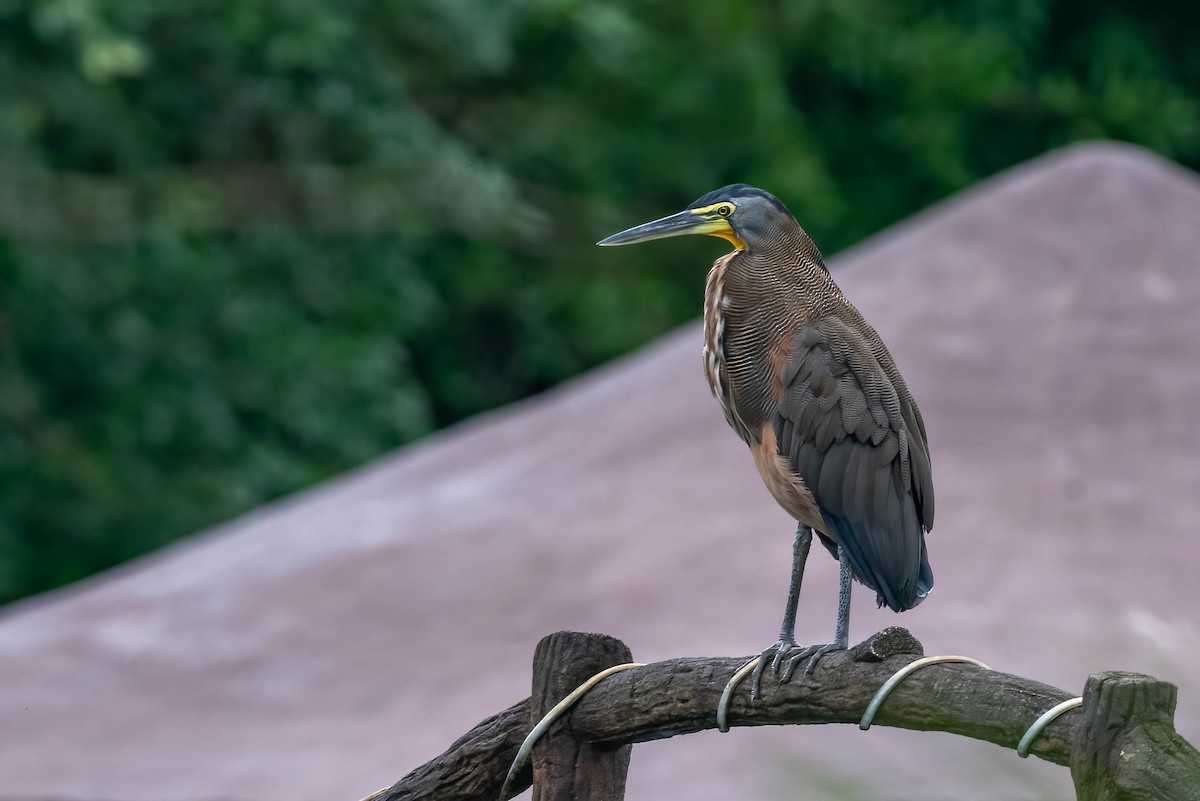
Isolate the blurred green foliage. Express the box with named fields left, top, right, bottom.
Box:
left=1, top=0, right=1197, bottom=604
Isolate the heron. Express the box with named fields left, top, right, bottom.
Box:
left=598, top=184, right=934, bottom=706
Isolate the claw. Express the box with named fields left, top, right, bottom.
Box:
left=751, top=638, right=798, bottom=699
left=747, top=657, right=768, bottom=702
left=717, top=637, right=839, bottom=733
left=769, top=641, right=794, bottom=675
left=781, top=641, right=845, bottom=682
left=717, top=639, right=798, bottom=733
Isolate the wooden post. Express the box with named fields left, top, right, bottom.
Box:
left=529, top=632, right=634, bottom=801
left=1071, top=671, right=1200, bottom=801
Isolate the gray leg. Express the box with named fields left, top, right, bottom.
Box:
left=782, top=545, right=852, bottom=680
left=832, top=546, right=852, bottom=646
left=777, top=523, right=812, bottom=643
left=747, top=523, right=811, bottom=699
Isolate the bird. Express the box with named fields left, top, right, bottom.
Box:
left=598, top=184, right=934, bottom=707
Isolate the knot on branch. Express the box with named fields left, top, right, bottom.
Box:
left=849, top=626, right=924, bottom=663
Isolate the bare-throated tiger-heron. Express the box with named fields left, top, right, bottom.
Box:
left=599, top=185, right=934, bottom=710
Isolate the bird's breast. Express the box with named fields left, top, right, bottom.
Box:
left=702, top=252, right=785, bottom=445
left=703, top=255, right=747, bottom=441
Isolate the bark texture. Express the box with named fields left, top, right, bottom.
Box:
left=530, top=632, right=633, bottom=801
left=380, top=629, right=1200, bottom=801
left=1071, top=671, right=1200, bottom=801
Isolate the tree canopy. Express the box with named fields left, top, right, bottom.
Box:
left=1, top=0, right=1197, bottom=604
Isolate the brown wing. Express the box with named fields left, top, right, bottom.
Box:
left=774, top=322, right=934, bottom=611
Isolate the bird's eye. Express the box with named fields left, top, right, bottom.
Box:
left=716, top=204, right=733, bottom=217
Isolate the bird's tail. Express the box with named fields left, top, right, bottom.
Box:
left=824, top=505, right=932, bottom=614
left=908, top=538, right=934, bottom=607
left=870, top=530, right=932, bottom=612
left=870, top=563, right=931, bottom=610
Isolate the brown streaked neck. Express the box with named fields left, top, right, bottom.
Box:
left=723, top=217, right=834, bottom=310
left=710, top=218, right=838, bottom=442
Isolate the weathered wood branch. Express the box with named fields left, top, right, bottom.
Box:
left=381, top=627, right=1095, bottom=801
left=1071, top=672, right=1200, bottom=800
left=529, top=632, right=633, bottom=801
left=385, top=699, right=530, bottom=801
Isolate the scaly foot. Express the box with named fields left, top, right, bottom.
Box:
left=717, top=637, right=840, bottom=732
left=781, top=640, right=846, bottom=681
left=748, top=638, right=799, bottom=700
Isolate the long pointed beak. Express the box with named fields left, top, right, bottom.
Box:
left=597, top=209, right=716, bottom=246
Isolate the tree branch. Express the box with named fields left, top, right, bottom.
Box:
left=379, top=627, right=1087, bottom=801
left=383, top=699, right=530, bottom=801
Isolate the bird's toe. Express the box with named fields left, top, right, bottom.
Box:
left=781, top=641, right=846, bottom=682
left=750, top=638, right=798, bottom=699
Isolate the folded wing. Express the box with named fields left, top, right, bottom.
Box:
left=774, top=322, right=934, bottom=611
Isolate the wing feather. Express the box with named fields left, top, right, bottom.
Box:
left=774, top=320, right=934, bottom=611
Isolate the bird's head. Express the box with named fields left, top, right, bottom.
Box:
left=597, top=184, right=794, bottom=253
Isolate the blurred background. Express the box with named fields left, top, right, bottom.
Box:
left=1, top=0, right=1198, bottom=608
